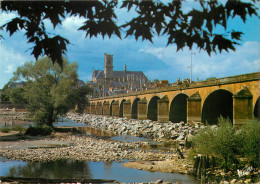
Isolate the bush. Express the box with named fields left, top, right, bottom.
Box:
left=192, top=117, right=260, bottom=171
left=192, top=117, right=239, bottom=171
left=237, top=119, right=260, bottom=168
left=0, top=127, right=11, bottom=133
left=12, top=125, right=26, bottom=132
left=25, top=125, right=54, bottom=136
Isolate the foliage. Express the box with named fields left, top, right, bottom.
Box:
left=12, top=57, right=88, bottom=126
left=152, top=79, right=160, bottom=84
left=0, top=82, right=28, bottom=104
left=0, top=127, right=11, bottom=133
left=192, top=117, right=260, bottom=171
left=1, top=0, right=258, bottom=66
left=237, top=119, right=260, bottom=168
left=0, top=84, right=10, bottom=102
left=192, top=117, right=239, bottom=171
left=11, top=125, right=26, bottom=133
left=206, top=77, right=217, bottom=81
left=9, top=88, right=27, bottom=104
left=70, top=85, right=93, bottom=114
left=25, top=125, right=54, bottom=136
left=0, top=91, right=10, bottom=103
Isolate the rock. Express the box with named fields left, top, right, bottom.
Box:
left=176, top=133, right=185, bottom=141
left=64, top=113, right=206, bottom=141
left=244, top=179, right=251, bottom=184
left=155, top=179, right=163, bottom=184
left=230, top=179, right=236, bottom=184
left=220, top=181, right=229, bottom=184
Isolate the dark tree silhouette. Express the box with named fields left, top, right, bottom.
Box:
left=1, top=0, right=258, bottom=67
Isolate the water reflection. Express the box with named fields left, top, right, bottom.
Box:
left=0, top=159, right=198, bottom=183
left=76, top=127, right=114, bottom=137
left=54, top=118, right=87, bottom=127
left=4, top=160, right=92, bottom=179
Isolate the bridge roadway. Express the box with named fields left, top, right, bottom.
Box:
left=87, top=72, right=260, bottom=126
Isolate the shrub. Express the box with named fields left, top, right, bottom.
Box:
left=25, top=125, right=54, bottom=136
left=237, top=119, right=260, bottom=168
left=0, top=127, right=11, bottom=133
left=12, top=125, right=26, bottom=132
left=192, top=117, right=260, bottom=171
left=192, top=116, right=239, bottom=171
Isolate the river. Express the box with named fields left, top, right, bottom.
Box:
left=0, top=118, right=199, bottom=183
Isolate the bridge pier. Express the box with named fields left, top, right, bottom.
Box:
left=103, top=102, right=110, bottom=115
left=138, top=98, right=147, bottom=120
left=187, top=92, right=202, bottom=123
left=90, top=103, right=96, bottom=114
left=123, top=100, right=132, bottom=118
left=233, top=88, right=253, bottom=127
left=85, top=104, right=91, bottom=114
left=112, top=101, right=120, bottom=116
left=96, top=103, right=103, bottom=115
left=158, top=96, right=169, bottom=122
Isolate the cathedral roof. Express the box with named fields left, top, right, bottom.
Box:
left=93, top=70, right=146, bottom=79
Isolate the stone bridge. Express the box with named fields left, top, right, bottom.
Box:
left=87, top=73, right=260, bottom=126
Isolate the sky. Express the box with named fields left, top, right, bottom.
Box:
left=0, top=1, right=260, bottom=89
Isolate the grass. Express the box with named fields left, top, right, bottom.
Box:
left=0, top=127, right=11, bottom=133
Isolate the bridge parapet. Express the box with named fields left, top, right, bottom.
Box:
left=87, top=72, right=259, bottom=126
left=90, top=72, right=259, bottom=101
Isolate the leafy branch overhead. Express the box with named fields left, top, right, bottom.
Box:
left=1, top=0, right=258, bottom=66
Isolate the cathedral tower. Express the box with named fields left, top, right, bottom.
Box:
left=104, top=53, right=113, bottom=78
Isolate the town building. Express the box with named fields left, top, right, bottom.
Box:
left=89, top=53, right=150, bottom=97
left=8, top=81, right=26, bottom=88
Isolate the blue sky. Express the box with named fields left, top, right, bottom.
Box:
left=0, top=1, right=259, bottom=89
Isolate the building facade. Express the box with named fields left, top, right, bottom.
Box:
left=91, top=53, right=150, bottom=97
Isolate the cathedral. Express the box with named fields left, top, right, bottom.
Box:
left=91, top=53, right=149, bottom=96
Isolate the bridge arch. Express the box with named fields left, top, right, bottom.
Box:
left=254, top=96, right=260, bottom=120
left=119, top=99, right=126, bottom=117
left=147, top=96, right=160, bottom=121
left=169, top=93, right=188, bottom=123
left=202, top=89, right=233, bottom=125
left=132, top=98, right=140, bottom=119
left=110, top=100, right=115, bottom=115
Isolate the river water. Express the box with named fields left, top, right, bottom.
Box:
left=0, top=118, right=198, bottom=183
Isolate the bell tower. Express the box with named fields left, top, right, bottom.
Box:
left=104, top=53, right=113, bottom=78
left=104, top=53, right=113, bottom=90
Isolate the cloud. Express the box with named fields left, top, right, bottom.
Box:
left=0, top=12, right=16, bottom=25
left=61, top=15, right=85, bottom=33
left=138, top=41, right=260, bottom=82
left=0, top=44, right=33, bottom=88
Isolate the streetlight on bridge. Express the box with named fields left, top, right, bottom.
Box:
left=190, top=52, right=196, bottom=83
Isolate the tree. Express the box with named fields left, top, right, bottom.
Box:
left=67, top=85, right=93, bottom=114
left=1, top=0, right=258, bottom=67
left=7, top=87, right=27, bottom=104
left=0, top=84, right=10, bottom=103
left=12, top=57, right=87, bottom=126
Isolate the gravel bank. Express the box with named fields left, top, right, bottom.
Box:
left=0, top=133, right=175, bottom=163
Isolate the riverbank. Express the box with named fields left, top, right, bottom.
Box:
left=66, top=113, right=205, bottom=144
left=0, top=131, right=193, bottom=175
left=0, top=110, right=31, bottom=128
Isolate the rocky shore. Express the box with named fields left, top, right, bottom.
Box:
left=66, top=113, right=205, bottom=143
left=0, top=132, right=193, bottom=175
